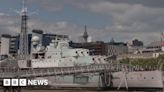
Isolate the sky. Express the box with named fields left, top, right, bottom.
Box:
left=0, top=0, right=164, bottom=44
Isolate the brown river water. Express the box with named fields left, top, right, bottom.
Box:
left=0, top=90, right=162, bottom=92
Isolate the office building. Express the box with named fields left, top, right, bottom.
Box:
left=106, top=42, right=128, bottom=56
left=0, top=34, right=19, bottom=55
left=32, top=29, right=69, bottom=47
left=0, top=34, right=31, bottom=56
left=70, top=41, right=107, bottom=55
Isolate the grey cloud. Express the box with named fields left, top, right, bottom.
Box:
left=28, top=0, right=164, bottom=11
left=23, top=0, right=164, bottom=44
left=28, top=19, right=83, bottom=41
left=107, top=0, right=164, bottom=8
left=0, top=15, right=20, bottom=35
left=1, top=0, right=164, bottom=44
left=81, top=1, right=164, bottom=43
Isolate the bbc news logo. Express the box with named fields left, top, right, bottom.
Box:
left=3, top=79, right=48, bottom=86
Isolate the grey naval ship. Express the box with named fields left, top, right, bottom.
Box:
left=17, top=35, right=163, bottom=90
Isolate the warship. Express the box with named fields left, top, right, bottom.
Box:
left=17, top=35, right=163, bottom=90
left=0, top=0, right=163, bottom=90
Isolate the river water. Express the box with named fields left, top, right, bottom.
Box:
left=0, top=90, right=162, bottom=92
left=17, top=90, right=164, bottom=92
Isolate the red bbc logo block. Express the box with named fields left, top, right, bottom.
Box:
left=3, top=79, right=27, bottom=86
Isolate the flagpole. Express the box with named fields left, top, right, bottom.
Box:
left=161, top=32, right=164, bottom=51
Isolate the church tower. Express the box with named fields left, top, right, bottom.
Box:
left=83, top=25, right=88, bottom=43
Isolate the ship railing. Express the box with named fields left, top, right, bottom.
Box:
left=19, top=64, right=111, bottom=77
left=0, top=63, right=142, bottom=78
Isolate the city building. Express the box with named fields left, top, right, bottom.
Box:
left=0, top=34, right=31, bottom=56
left=78, top=25, right=92, bottom=43
left=145, top=41, right=162, bottom=52
left=70, top=41, right=107, bottom=55
left=132, top=39, right=144, bottom=46
left=117, top=41, right=164, bottom=60
left=31, top=29, right=69, bottom=47
left=70, top=41, right=128, bottom=56
left=106, top=42, right=128, bottom=56
left=71, top=30, right=128, bottom=56
left=9, top=35, right=19, bottom=55
left=134, top=41, right=162, bottom=54
left=32, top=29, right=69, bottom=47
left=42, top=33, right=69, bottom=47
left=0, top=29, right=69, bottom=56
left=82, top=25, right=88, bottom=43
left=0, top=41, right=1, bottom=54
left=117, top=52, right=164, bottom=60
left=0, top=34, right=10, bottom=55
left=0, top=34, right=19, bottom=56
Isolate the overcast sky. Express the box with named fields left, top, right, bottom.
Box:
left=0, top=0, right=164, bottom=44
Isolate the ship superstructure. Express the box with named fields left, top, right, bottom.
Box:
left=18, top=35, right=107, bottom=68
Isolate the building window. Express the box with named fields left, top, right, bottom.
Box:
left=39, top=53, right=45, bottom=59
left=33, top=54, right=38, bottom=59
left=47, top=56, right=51, bottom=59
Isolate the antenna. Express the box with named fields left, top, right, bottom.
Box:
left=14, top=0, right=37, bottom=16
left=13, top=0, right=27, bottom=15
left=22, top=0, right=25, bottom=10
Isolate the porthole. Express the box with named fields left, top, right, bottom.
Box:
left=92, top=58, right=95, bottom=61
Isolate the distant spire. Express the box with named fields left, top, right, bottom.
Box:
left=19, top=0, right=29, bottom=58
left=22, top=0, right=25, bottom=9
left=21, top=0, right=27, bottom=15
left=110, top=37, right=115, bottom=43
left=83, top=25, right=88, bottom=43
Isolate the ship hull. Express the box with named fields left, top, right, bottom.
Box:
left=112, top=70, right=163, bottom=88
left=36, top=70, right=163, bottom=89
